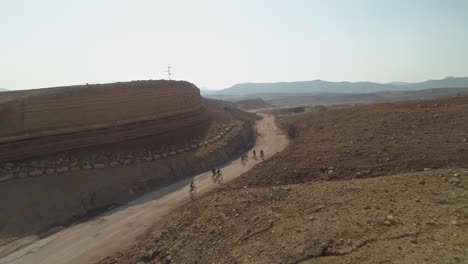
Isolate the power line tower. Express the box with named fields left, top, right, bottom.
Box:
left=165, top=65, right=173, bottom=80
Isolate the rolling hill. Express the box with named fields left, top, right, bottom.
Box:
left=218, top=77, right=468, bottom=96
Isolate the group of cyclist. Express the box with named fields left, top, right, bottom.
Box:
left=189, top=149, right=266, bottom=200
left=241, top=149, right=265, bottom=164
left=211, top=168, right=223, bottom=184
left=189, top=168, right=223, bottom=200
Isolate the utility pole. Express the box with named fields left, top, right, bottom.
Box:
left=165, top=65, right=173, bottom=80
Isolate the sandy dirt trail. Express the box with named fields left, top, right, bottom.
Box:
left=1, top=114, right=288, bottom=264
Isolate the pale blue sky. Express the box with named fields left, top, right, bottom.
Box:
left=1, top=0, right=467, bottom=90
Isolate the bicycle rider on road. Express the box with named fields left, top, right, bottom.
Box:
left=211, top=169, right=216, bottom=182
left=189, top=178, right=196, bottom=193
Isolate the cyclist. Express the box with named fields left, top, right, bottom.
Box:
left=211, top=169, right=216, bottom=183
left=189, top=178, right=196, bottom=200
left=260, top=149, right=265, bottom=160
left=253, top=149, right=257, bottom=159
left=216, top=169, right=222, bottom=184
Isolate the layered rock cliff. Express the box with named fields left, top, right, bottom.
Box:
left=0, top=80, right=210, bottom=162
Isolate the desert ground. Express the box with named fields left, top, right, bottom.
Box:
left=100, top=96, right=467, bottom=264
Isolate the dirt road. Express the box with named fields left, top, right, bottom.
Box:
left=0, top=114, right=288, bottom=264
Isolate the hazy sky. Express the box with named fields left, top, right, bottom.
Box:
left=1, top=0, right=468, bottom=90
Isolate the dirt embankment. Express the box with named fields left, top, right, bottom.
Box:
left=0, top=97, right=256, bottom=251
left=99, top=95, right=468, bottom=264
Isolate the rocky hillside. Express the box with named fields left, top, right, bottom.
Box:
left=0, top=80, right=209, bottom=162
left=237, top=96, right=468, bottom=187
left=100, top=95, right=468, bottom=264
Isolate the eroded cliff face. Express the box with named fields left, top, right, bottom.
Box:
left=0, top=80, right=209, bottom=162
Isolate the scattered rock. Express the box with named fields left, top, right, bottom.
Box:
left=154, top=155, right=161, bottom=160
left=94, top=164, right=105, bottom=169
left=423, top=168, right=432, bottom=171
left=0, top=175, right=13, bottom=182
left=448, top=177, right=461, bottom=185
left=18, top=172, right=27, bottom=178
left=109, top=161, right=119, bottom=167
left=123, top=160, right=132, bottom=165
left=143, top=156, right=153, bottom=162
left=29, top=170, right=43, bottom=177
left=2, top=163, right=14, bottom=170
left=362, top=169, right=372, bottom=175
left=169, top=151, right=177, bottom=156
left=83, top=165, right=93, bottom=170
left=56, top=167, right=69, bottom=173
left=191, top=145, right=197, bottom=150
left=45, top=168, right=55, bottom=175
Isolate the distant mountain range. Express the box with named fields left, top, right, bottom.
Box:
left=218, top=77, right=468, bottom=96
left=0, top=88, right=8, bottom=92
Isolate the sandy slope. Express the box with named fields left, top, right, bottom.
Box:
left=0, top=114, right=288, bottom=264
